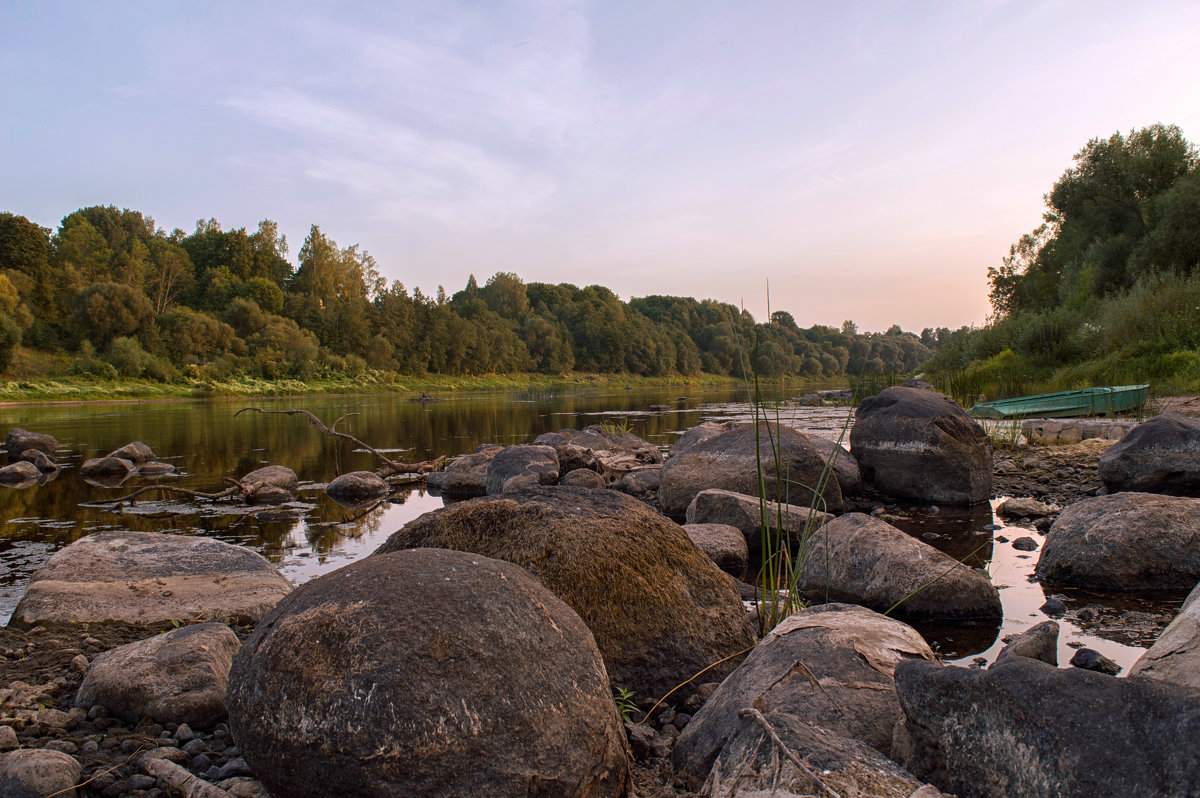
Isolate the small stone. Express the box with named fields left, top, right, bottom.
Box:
left=995, top=535, right=1009, bottom=543
left=70, top=654, right=90, bottom=672
left=1040, top=598, right=1067, bottom=616
left=1069, top=648, right=1122, bottom=675
left=625, top=722, right=655, bottom=760
left=217, top=756, right=253, bottom=779
left=182, top=738, right=206, bottom=756
left=0, top=725, right=16, bottom=751
left=84, top=637, right=101, bottom=647
left=128, top=773, right=157, bottom=790
left=81, top=739, right=100, bottom=754
left=44, top=739, right=79, bottom=755
left=191, top=753, right=213, bottom=771
left=173, top=723, right=194, bottom=742
left=1012, top=536, right=1039, bottom=551
left=36, top=708, right=76, bottom=729
left=217, top=777, right=274, bottom=798
left=102, top=781, right=128, bottom=798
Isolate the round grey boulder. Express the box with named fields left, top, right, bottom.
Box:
left=238, top=465, right=299, bottom=505
left=325, top=471, right=389, bottom=502
left=0, top=748, right=81, bottom=798
left=0, top=460, right=40, bottom=484
left=228, top=548, right=632, bottom=798
left=1099, top=412, right=1200, bottom=496
left=5, top=428, right=58, bottom=462
left=74, top=623, right=240, bottom=727
left=9, top=531, right=294, bottom=628
left=850, top=386, right=991, bottom=505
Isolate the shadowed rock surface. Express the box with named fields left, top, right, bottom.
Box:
left=325, top=470, right=389, bottom=502
left=485, top=444, right=559, bottom=494
left=79, top=456, right=136, bottom=479
left=851, top=386, right=992, bottom=505
left=896, top=655, right=1200, bottom=798
left=793, top=513, right=1002, bottom=620
left=659, top=423, right=843, bottom=520
left=548, top=425, right=663, bottom=481
left=993, top=620, right=1059, bottom=667
left=0, top=460, right=40, bottom=484
left=682, top=523, right=748, bottom=577
left=377, top=486, right=755, bottom=702
left=674, top=604, right=938, bottom=785
left=439, top=444, right=501, bottom=496
left=809, top=433, right=861, bottom=496
left=1130, top=580, right=1200, bottom=689
left=4, top=428, right=58, bottom=462
left=228, top=548, right=633, bottom=798
left=9, top=531, right=293, bottom=629
left=74, top=623, right=240, bottom=727
left=1099, top=412, right=1200, bottom=496
left=685, top=488, right=833, bottom=553
left=1036, top=492, right=1200, bottom=589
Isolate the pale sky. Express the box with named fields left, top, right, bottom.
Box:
left=3, top=1, right=1199, bottom=331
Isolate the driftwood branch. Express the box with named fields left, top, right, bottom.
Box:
left=235, top=407, right=446, bottom=476
left=141, top=756, right=234, bottom=798
left=737, top=708, right=843, bottom=798
left=80, top=484, right=239, bottom=507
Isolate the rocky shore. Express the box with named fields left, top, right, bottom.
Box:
left=3, top=391, right=1199, bottom=797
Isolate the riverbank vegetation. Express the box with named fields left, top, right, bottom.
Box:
left=0, top=206, right=930, bottom=399
left=923, top=124, right=1200, bottom=404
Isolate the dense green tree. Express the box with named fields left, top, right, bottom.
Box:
left=70, top=282, right=154, bottom=349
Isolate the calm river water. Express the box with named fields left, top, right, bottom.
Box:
left=0, top=387, right=1177, bottom=669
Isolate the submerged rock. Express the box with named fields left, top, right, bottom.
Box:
left=377, top=486, right=755, bottom=703
left=79, top=456, right=136, bottom=479
left=850, top=386, right=992, bottom=505
left=0, top=460, right=41, bottom=484
left=228, top=548, right=633, bottom=798
left=9, top=530, right=293, bottom=628
left=1036, top=492, right=1200, bottom=589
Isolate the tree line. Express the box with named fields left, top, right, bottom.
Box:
left=0, top=205, right=930, bottom=381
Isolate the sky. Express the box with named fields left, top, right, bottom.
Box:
left=3, top=1, right=1199, bottom=332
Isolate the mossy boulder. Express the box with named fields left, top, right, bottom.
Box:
left=376, top=486, right=755, bottom=703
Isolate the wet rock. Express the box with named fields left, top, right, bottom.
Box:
left=325, top=471, right=389, bottom=502
left=613, top=466, right=661, bottom=497
left=1039, top=597, right=1067, bottom=616
left=1011, top=536, right=1039, bottom=551
left=1099, top=412, right=1200, bottom=496
left=485, top=445, right=559, bottom=494
left=684, top=488, right=833, bottom=553
left=439, top=444, right=501, bottom=497
left=1069, top=647, right=1121, bottom=675
left=850, top=386, right=992, bottom=505
left=696, top=711, right=935, bottom=797
left=0, top=460, right=40, bottom=484
left=668, top=422, right=730, bottom=458
left=228, top=548, right=632, bottom=798
left=793, top=513, right=1003, bottom=620
left=16, top=450, right=58, bottom=473
left=238, top=465, right=299, bottom=505
left=0, top=748, right=82, bottom=798
left=1130, top=581, right=1200, bottom=689
left=808, top=433, right=862, bottom=496
left=682, top=523, right=748, bottom=577
left=9, top=530, right=293, bottom=628
left=377, top=486, right=755, bottom=703
left=659, top=423, right=843, bottom=520
left=106, top=441, right=156, bottom=464
left=137, top=461, right=175, bottom=476
left=4, top=428, right=58, bottom=462
left=674, top=604, right=938, bottom=784
left=1036, top=492, right=1200, bottom=589
left=996, top=497, right=1055, bottom=519
left=79, top=456, right=137, bottom=479
left=559, top=468, right=606, bottom=489
left=896, top=654, right=1200, bottom=797
left=74, top=623, right=240, bottom=727
left=549, top=425, right=662, bottom=481
left=994, top=620, right=1058, bottom=666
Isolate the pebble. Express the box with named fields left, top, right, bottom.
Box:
left=191, top=753, right=213, bottom=771
left=1040, top=598, right=1067, bottom=616
left=45, top=738, right=79, bottom=754
left=70, top=654, right=89, bottom=672
left=1070, top=648, right=1122, bottom=676
left=1012, top=536, right=1039, bottom=551
left=218, top=756, right=254, bottom=779
left=182, top=738, right=206, bottom=756
left=0, top=725, right=17, bottom=751
left=128, top=773, right=157, bottom=790
left=81, top=739, right=100, bottom=754
left=174, top=722, right=194, bottom=742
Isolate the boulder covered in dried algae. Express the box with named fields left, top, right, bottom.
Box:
left=228, top=548, right=633, bottom=798
left=793, top=513, right=1003, bottom=620
left=850, top=386, right=992, bottom=505
left=376, top=486, right=755, bottom=703
left=658, top=423, right=843, bottom=520
left=1035, top=492, right=1200, bottom=589
left=895, top=652, right=1200, bottom=798
left=74, top=622, right=240, bottom=727
left=1099, top=412, right=1200, bottom=496
left=697, top=711, right=941, bottom=798
left=1130, top=581, right=1200, bottom=689
left=4, top=428, right=58, bottom=462
left=674, top=604, right=939, bottom=786
left=8, top=531, right=293, bottom=629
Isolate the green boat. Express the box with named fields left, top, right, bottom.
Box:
left=969, top=383, right=1150, bottom=419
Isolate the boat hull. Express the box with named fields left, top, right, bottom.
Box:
left=969, top=384, right=1149, bottom=420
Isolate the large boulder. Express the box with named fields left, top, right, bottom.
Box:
left=809, top=434, right=862, bottom=496
left=74, top=623, right=240, bottom=727
left=696, top=711, right=937, bottom=798
left=668, top=421, right=730, bottom=459
left=1099, top=412, right=1200, bottom=496
left=0, top=748, right=81, bottom=798
left=0, top=460, right=40, bottom=484
left=5, top=428, right=58, bottom=462
left=674, top=604, right=938, bottom=785
left=685, top=488, right=833, bottom=553
left=9, top=531, right=293, bottom=628
left=549, top=425, right=662, bottom=481
left=325, top=471, right=389, bottom=503
left=440, top=444, right=501, bottom=496
left=79, top=456, right=136, bottom=480
left=376, top=487, right=755, bottom=702
left=1035, top=492, right=1200, bottom=589
left=850, top=386, right=991, bottom=505
left=228, top=548, right=632, bottom=798
left=659, top=423, right=843, bottom=520
left=238, top=465, right=299, bottom=505
left=895, top=654, right=1200, bottom=798
left=1130, top=581, right=1200, bottom=689
left=485, top=444, right=559, bottom=494
left=793, top=513, right=1002, bottom=619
